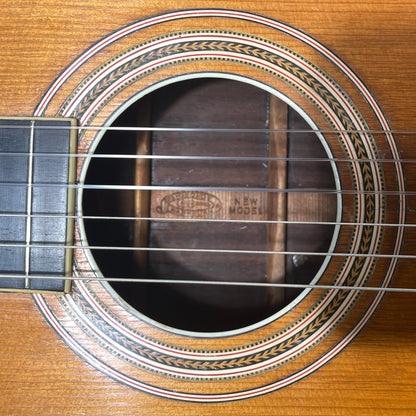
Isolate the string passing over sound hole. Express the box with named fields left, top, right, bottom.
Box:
left=82, top=78, right=338, bottom=333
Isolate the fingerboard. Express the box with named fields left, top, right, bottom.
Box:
left=0, top=117, right=76, bottom=293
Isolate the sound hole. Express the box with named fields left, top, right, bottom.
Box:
left=82, top=78, right=338, bottom=333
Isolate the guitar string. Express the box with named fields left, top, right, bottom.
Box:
left=1, top=152, right=416, bottom=165
left=1, top=126, right=414, bottom=164
left=0, top=213, right=412, bottom=290
left=0, top=272, right=415, bottom=294
left=0, top=212, right=414, bottom=229
left=0, top=164, right=413, bottom=253
left=1, top=182, right=414, bottom=196
left=1, top=169, right=412, bottom=237
left=1, top=124, right=414, bottom=292
left=1, top=124, right=416, bottom=134
left=1, top=241, right=414, bottom=260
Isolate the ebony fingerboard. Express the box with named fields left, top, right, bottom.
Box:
left=0, top=117, right=77, bottom=293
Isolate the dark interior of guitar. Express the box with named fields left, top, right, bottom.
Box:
left=82, top=78, right=337, bottom=332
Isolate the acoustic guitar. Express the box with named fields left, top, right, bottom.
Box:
left=0, top=1, right=415, bottom=415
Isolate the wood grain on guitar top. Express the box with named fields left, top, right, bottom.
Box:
left=0, top=1, right=415, bottom=415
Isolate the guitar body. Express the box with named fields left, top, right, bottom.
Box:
left=0, top=1, right=415, bottom=414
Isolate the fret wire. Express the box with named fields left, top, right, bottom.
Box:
left=24, top=121, right=35, bottom=290
left=0, top=272, right=414, bottom=293
left=0, top=241, right=414, bottom=260
left=1, top=183, right=414, bottom=195
left=0, top=212, right=414, bottom=228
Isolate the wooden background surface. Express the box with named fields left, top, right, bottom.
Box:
left=0, top=1, right=415, bottom=414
